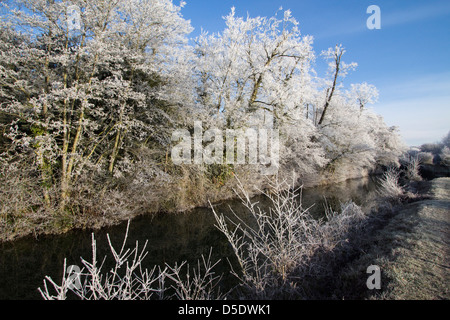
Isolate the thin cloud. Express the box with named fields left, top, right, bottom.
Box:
left=382, top=2, right=450, bottom=28
left=314, top=2, right=450, bottom=40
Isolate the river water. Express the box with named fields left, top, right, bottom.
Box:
left=0, top=175, right=381, bottom=299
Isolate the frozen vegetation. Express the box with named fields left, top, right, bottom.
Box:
left=0, top=0, right=410, bottom=240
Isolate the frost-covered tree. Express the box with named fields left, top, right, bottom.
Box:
left=442, top=131, right=450, bottom=149
left=194, top=7, right=314, bottom=129
left=317, top=44, right=357, bottom=126
left=349, top=82, right=379, bottom=110
left=317, top=87, right=405, bottom=178
left=0, top=0, right=193, bottom=210
left=313, top=49, right=404, bottom=178
left=193, top=8, right=328, bottom=178
left=319, top=95, right=375, bottom=175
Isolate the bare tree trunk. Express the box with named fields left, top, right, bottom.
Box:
left=318, top=47, right=343, bottom=126
left=109, top=121, right=122, bottom=173
left=60, top=31, right=86, bottom=211
left=39, top=36, right=54, bottom=207
left=248, top=74, right=263, bottom=111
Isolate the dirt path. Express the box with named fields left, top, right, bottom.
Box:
left=387, top=178, right=450, bottom=299
left=372, top=178, right=450, bottom=299
left=333, top=177, right=449, bottom=300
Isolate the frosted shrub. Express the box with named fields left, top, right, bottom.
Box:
left=417, top=152, right=434, bottom=165
left=420, top=143, right=442, bottom=155
left=403, top=154, right=422, bottom=181
left=0, top=155, right=60, bottom=238
left=215, top=178, right=322, bottom=298
left=322, top=201, right=366, bottom=251
left=211, top=176, right=368, bottom=299
left=439, top=146, right=450, bottom=166
left=442, top=131, right=450, bottom=148
left=38, top=221, right=223, bottom=300
left=377, top=168, right=404, bottom=199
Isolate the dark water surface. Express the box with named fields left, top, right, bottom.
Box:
left=0, top=176, right=381, bottom=299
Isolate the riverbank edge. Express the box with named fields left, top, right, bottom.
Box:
left=333, top=177, right=449, bottom=300
left=0, top=168, right=379, bottom=243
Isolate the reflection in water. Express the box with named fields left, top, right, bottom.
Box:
left=0, top=176, right=381, bottom=299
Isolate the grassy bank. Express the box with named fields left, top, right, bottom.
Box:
left=334, top=177, right=449, bottom=300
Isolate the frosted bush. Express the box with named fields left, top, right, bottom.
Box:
left=417, top=152, right=434, bottom=165
left=440, top=146, right=450, bottom=166
left=377, top=168, right=404, bottom=199
left=402, top=154, right=422, bottom=181
left=211, top=175, right=369, bottom=299
left=38, top=221, right=223, bottom=300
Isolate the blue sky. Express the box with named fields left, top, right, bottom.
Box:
left=181, top=0, right=450, bottom=147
